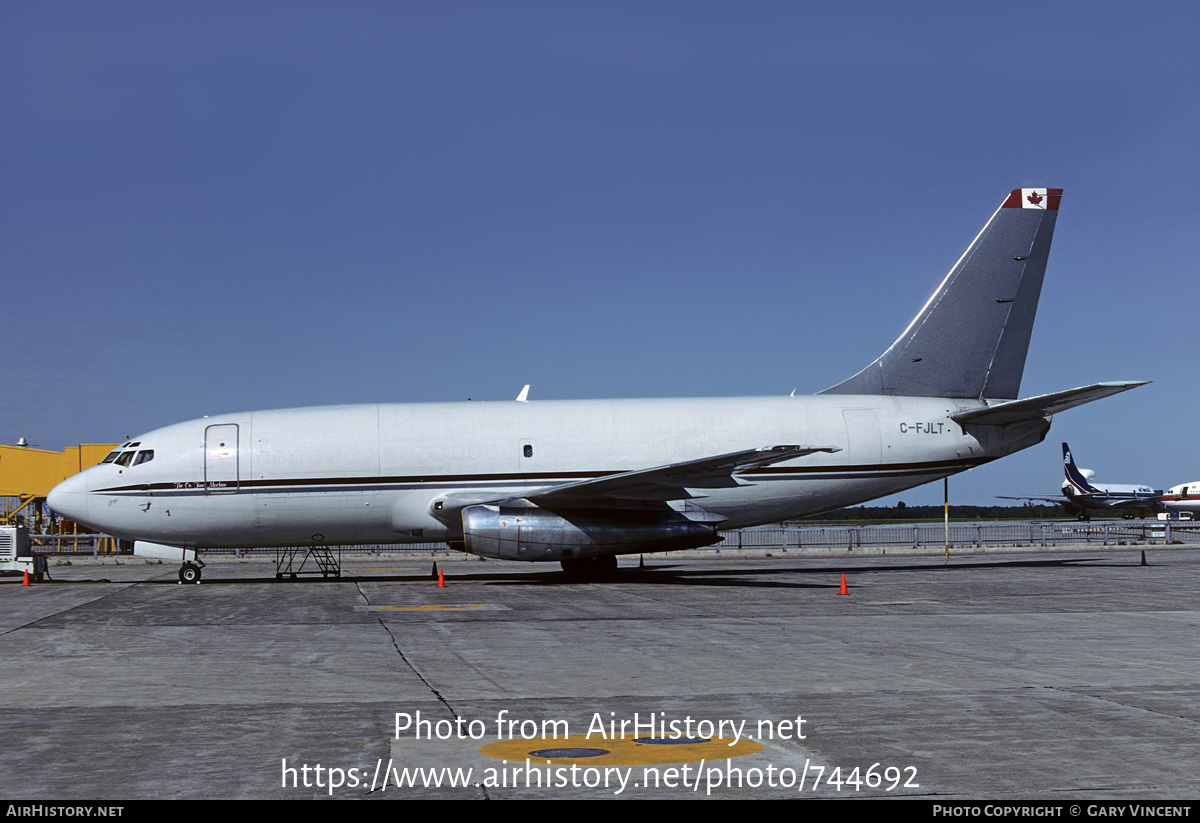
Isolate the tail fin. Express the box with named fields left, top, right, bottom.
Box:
left=820, top=188, right=1062, bottom=400
left=1062, top=442, right=1099, bottom=495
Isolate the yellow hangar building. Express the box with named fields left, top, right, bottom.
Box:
left=1, top=442, right=116, bottom=532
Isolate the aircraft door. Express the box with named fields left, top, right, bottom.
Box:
left=205, top=424, right=240, bottom=493
left=841, top=410, right=882, bottom=465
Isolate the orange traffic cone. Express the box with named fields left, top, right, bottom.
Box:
left=22, top=569, right=31, bottom=587
left=437, top=568, right=445, bottom=588
left=837, top=573, right=849, bottom=595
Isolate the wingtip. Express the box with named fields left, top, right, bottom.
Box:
left=1095, top=380, right=1151, bottom=391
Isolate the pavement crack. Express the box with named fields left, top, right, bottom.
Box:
left=0, top=579, right=144, bottom=637
left=1050, top=685, right=1200, bottom=726
left=355, top=582, right=491, bottom=799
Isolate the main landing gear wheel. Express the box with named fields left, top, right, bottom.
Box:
left=560, top=554, right=618, bottom=581
left=179, top=563, right=202, bottom=584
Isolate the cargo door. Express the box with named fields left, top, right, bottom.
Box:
left=841, top=410, right=882, bottom=465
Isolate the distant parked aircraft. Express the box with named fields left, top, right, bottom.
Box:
left=1000, top=442, right=1161, bottom=520
left=1160, top=482, right=1200, bottom=517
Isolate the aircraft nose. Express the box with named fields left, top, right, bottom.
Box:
left=47, top=472, right=89, bottom=524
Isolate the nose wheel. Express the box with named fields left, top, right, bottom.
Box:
left=179, top=562, right=202, bottom=584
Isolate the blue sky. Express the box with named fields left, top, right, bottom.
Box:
left=3, top=1, right=1197, bottom=505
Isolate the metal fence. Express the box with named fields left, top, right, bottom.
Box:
left=27, top=520, right=1200, bottom=559
left=29, top=534, right=122, bottom=556
left=722, top=521, right=1200, bottom=551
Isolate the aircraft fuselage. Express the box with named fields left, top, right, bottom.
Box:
left=49, top=395, right=1049, bottom=551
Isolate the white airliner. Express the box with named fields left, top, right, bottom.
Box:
left=48, top=187, right=1147, bottom=581
left=1160, top=482, right=1200, bottom=516
left=1000, top=442, right=1162, bottom=519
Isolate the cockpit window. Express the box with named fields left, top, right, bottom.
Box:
left=133, top=450, right=154, bottom=466
left=114, top=451, right=135, bottom=467
left=101, top=452, right=120, bottom=464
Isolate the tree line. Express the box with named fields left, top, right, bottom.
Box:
left=803, top=502, right=1063, bottom=522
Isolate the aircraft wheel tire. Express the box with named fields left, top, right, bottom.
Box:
left=179, top=563, right=201, bottom=584
left=561, top=555, right=618, bottom=581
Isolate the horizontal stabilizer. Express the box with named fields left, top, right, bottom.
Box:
left=951, top=381, right=1148, bottom=426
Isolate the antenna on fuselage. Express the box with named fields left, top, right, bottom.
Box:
left=515, top=385, right=530, bottom=402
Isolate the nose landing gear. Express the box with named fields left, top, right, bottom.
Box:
left=178, top=561, right=203, bottom=584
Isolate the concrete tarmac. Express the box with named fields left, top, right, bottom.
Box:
left=2, top=546, right=1198, bottom=800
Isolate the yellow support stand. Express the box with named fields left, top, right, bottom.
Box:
left=0, top=443, right=117, bottom=530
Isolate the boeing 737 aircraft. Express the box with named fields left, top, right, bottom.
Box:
left=48, top=187, right=1147, bottom=581
left=1000, top=442, right=1162, bottom=519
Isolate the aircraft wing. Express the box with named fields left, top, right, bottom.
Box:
left=429, top=445, right=840, bottom=517
left=526, top=445, right=841, bottom=504
left=997, top=494, right=1160, bottom=511
left=952, top=381, right=1148, bottom=426
left=1107, top=497, right=1163, bottom=510
left=997, top=495, right=1069, bottom=504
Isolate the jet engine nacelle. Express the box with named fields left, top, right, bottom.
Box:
left=460, top=504, right=722, bottom=561
left=1063, top=468, right=1096, bottom=498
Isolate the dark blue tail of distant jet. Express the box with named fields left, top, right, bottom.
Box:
left=1062, top=442, right=1099, bottom=496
